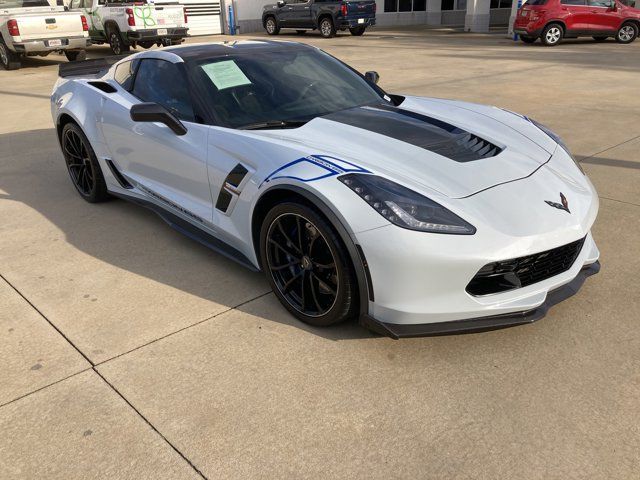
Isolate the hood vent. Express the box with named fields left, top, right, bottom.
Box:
left=322, top=105, right=503, bottom=163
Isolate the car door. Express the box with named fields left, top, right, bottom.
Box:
left=289, top=0, right=313, bottom=27
left=101, top=58, right=214, bottom=226
left=559, top=0, right=593, bottom=32
left=587, top=0, right=621, bottom=32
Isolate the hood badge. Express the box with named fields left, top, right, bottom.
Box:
left=545, top=192, right=570, bottom=214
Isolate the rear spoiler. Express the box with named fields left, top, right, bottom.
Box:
left=58, top=55, right=129, bottom=78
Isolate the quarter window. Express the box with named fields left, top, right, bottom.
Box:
left=561, top=0, right=587, bottom=5
left=131, top=59, right=195, bottom=122
left=113, top=60, right=137, bottom=91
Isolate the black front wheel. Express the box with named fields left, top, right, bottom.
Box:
left=349, top=26, right=366, bottom=36
left=260, top=202, right=358, bottom=327
left=61, top=123, right=109, bottom=203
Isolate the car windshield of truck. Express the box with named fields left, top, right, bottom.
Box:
left=0, top=0, right=50, bottom=7
left=191, top=48, right=387, bottom=130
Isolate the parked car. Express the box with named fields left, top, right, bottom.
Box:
left=67, top=0, right=188, bottom=55
left=514, top=0, right=640, bottom=46
left=50, top=40, right=600, bottom=337
left=262, top=0, right=376, bottom=38
left=0, top=0, right=89, bottom=70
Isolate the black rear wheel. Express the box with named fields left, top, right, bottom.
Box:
left=616, top=23, right=638, bottom=44
left=265, top=17, right=280, bottom=35
left=108, top=28, right=130, bottom=55
left=61, top=123, right=109, bottom=203
left=260, top=202, right=357, bottom=327
left=541, top=23, right=563, bottom=46
left=0, top=38, right=21, bottom=70
left=319, top=17, right=336, bottom=38
left=349, top=26, right=366, bottom=36
left=64, top=50, right=86, bottom=62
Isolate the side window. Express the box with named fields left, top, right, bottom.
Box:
left=131, top=59, right=195, bottom=122
left=587, top=0, right=612, bottom=5
left=560, top=0, right=586, bottom=4
left=113, top=60, right=137, bottom=91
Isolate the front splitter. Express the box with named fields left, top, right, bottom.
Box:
left=360, top=261, right=601, bottom=339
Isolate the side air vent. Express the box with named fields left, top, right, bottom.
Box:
left=88, top=81, right=117, bottom=94
left=105, top=159, right=133, bottom=189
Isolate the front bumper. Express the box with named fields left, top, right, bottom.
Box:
left=127, top=28, right=188, bottom=42
left=12, top=36, right=90, bottom=53
left=362, top=261, right=600, bottom=338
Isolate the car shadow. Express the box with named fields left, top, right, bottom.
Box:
left=0, top=128, right=375, bottom=341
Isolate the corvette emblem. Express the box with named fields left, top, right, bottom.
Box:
left=545, top=192, right=570, bottom=213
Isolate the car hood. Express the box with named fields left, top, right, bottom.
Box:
left=255, top=96, right=557, bottom=199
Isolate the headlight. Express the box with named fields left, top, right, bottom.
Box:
left=528, top=118, right=585, bottom=174
left=338, top=174, right=476, bottom=235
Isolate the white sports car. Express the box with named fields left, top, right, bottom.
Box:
left=51, top=41, right=600, bottom=338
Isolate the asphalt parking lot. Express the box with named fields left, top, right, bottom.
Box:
left=1, top=27, right=639, bottom=479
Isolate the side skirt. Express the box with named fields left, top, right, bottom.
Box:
left=111, top=192, right=259, bottom=272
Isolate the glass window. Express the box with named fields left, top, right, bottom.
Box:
left=441, top=0, right=455, bottom=9
left=413, top=0, right=426, bottom=10
left=587, top=0, right=612, bottom=5
left=560, top=0, right=586, bottom=4
left=132, top=59, right=195, bottom=122
left=189, top=48, right=385, bottom=129
left=113, top=60, right=137, bottom=91
left=525, top=0, right=547, bottom=4
left=384, top=0, right=398, bottom=11
left=499, top=0, right=512, bottom=7
left=398, top=0, right=412, bottom=10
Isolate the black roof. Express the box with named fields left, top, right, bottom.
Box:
left=165, top=40, right=312, bottom=62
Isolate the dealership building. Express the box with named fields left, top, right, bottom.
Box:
left=179, top=0, right=520, bottom=37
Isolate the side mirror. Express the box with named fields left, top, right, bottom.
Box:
left=130, top=103, right=187, bottom=136
left=365, top=71, right=380, bottom=85
left=277, top=1, right=286, bottom=7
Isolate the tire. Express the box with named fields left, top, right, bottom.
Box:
left=319, top=17, right=336, bottom=38
left=541, top=23, right=563, bottom=46
left=64, top=50, right=86, bottom=62
left=107, top=27, right=130, bottom=55
left=296, top=30, right=306, bottom=35
left=139, top=41, right=155, bottom=49
left=519, top=35, right=536, bottom=44
left=349, top=26, right=366, bottom=36
left=0, top=38, right=21, bottom=70
left=60, top=122, right=109, bottom=203
left=265, top=16, right=280, bottom=35
left=616, top=22, right=638, bottom=44
left=592, top=36, right=608, bottom=42
left=260, top=202, right=358, bottom=327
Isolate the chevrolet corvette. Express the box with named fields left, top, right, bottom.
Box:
left=51, top=41, right=600, bottom=338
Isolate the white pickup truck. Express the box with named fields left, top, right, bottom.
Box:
left=68, top=0, right=188, bottom=55
left=0, top=0, right=90, bottom=70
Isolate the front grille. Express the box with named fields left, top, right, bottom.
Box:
left=466, top=237, right=586, bottom=296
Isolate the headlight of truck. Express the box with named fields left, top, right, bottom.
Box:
left=339, top=174, right=476, bottom=235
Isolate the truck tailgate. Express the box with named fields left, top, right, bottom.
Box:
left=11, top=11, right=85, bottom=40
left=345, top=0, right=376, bottom=16
left=133, top=5, right=185, bottom=29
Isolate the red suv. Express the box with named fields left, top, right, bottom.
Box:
left=514, top=0, right=640, bottom=46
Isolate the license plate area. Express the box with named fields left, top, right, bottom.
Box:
left=47, top=39, right=63, bottom=47
left=157, top=28, right=168, bottom=35
left=358, top=18, right=365, bottom=24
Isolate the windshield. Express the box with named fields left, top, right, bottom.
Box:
left=189, top=48, right=387, bottom=129
left=0, top=0, right=50, bottom=7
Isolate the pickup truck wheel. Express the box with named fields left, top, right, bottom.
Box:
left=139, top=41, right=155, bottom=49
left=616, top=23, right=638, bottom=44
left=349, top=26, right=366, bottom=36
left=108, top=28, right=130, bottom=55
left=265, top=17, right=279, bottom=35
left=319, top=17, right=336, bottom=38
left=64, top=50, right=86, bottom=62
left=0, top=39, right=21, bottom=70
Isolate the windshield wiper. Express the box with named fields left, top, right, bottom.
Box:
left=238, top=120, right=308, bottom=130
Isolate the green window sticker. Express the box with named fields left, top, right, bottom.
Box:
left=201, top=60, right=252, bottom=91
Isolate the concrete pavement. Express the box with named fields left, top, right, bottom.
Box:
left=0, top=27, right=638, bottom=479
